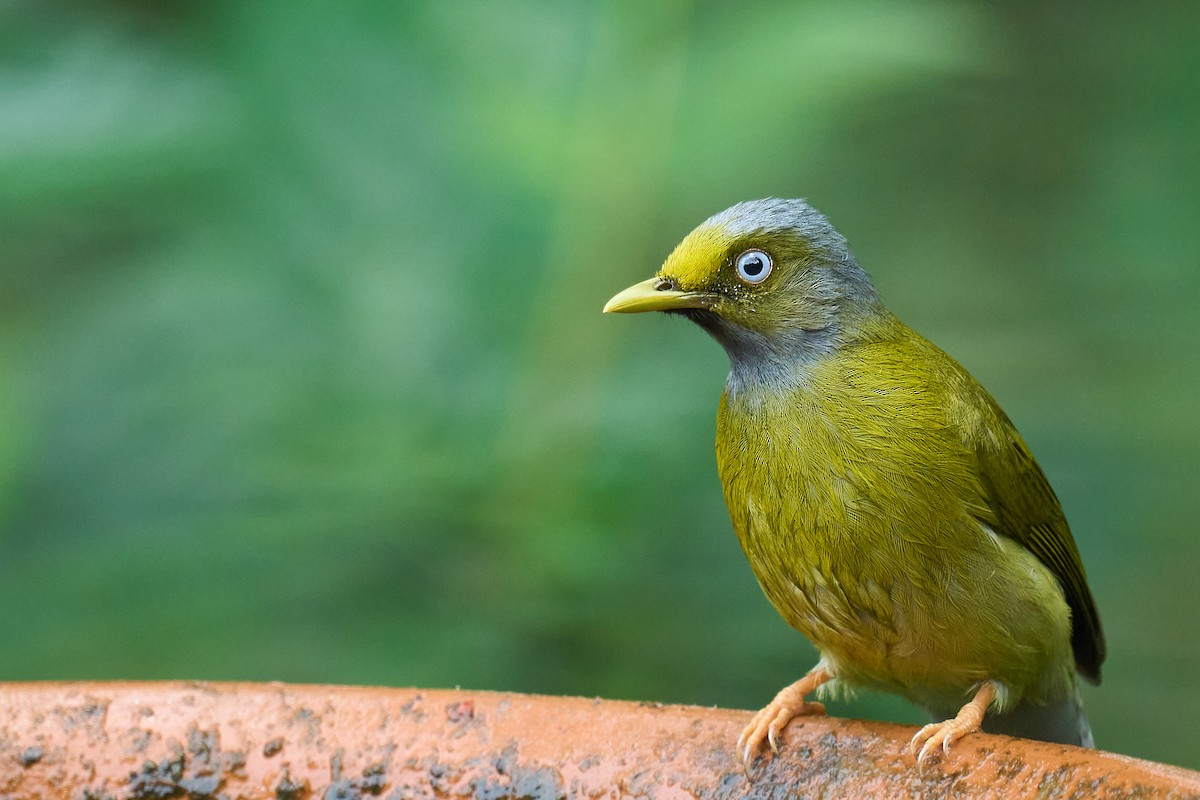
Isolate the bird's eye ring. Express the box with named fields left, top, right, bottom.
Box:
left=735, top=250, right=773, bottom=284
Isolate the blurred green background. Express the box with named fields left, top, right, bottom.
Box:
left=2, top=0, right=1198, bottom=770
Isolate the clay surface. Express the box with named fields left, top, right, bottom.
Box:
left=0, top=682, right=1196, bottom=798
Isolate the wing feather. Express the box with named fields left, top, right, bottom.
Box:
left=970, top=404, right=1106, bottom=684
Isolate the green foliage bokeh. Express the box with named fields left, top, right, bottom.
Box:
left=2, top=0, right=1198, bottom=770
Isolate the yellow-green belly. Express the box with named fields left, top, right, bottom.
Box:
left=716, top=371, right=1075, bottom=712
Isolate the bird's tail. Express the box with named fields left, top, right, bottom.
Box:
left=979, top=686, right=1094, bottom=748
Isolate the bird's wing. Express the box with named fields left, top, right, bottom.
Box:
left=970, top=405, right=1106, bottom=684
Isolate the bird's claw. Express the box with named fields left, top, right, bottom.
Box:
left=910, top=724, right=944, bottom=768
left=908, top=717, right=974, bottom=769
left=908, top=681, right=994, bottom=769
left=737, top=698, right=825, bottom=775
left=736, top=668, right=833, bottom=777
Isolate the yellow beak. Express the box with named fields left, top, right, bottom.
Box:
left=603, top=277, right=719, bottom=314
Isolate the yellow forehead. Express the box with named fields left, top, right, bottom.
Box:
left=659, top=221, right=733, bottom=290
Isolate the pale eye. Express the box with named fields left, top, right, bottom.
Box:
left=735, top=249, right=772, bottom=284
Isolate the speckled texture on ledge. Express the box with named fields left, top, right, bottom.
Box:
left=0, top=682, right=1196, bottom=799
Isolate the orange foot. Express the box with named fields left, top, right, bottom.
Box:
left=737, top=666, right=832, bottom=773
left=909, top=681, right=997, bottom=767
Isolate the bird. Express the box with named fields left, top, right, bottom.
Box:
left=603, top=198, right=1104, bottom=769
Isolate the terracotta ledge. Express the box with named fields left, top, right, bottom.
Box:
left=0, top=682, right=1196, bottom=798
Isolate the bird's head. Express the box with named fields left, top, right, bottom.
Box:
left=604, top=198, right=883, bottom=375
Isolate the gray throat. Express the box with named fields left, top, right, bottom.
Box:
left=681, top=309, right=838, bottom=397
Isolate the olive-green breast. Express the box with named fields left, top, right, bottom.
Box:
left=714, top=325, right=1086, bottom=702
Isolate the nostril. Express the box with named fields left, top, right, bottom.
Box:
left=655, top=277, right=677, bottom=292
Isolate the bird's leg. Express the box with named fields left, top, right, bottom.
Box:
left=909, top=680, right=998, bottom=767
left=737, top=664, right=832, bottom=772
